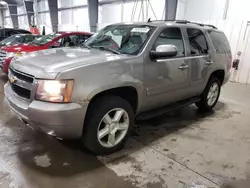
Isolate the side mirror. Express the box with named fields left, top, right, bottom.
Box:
left=150, top=45, right=178, bottom=60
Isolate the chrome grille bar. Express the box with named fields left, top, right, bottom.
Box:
left=9, top=68, right=35, bottom=100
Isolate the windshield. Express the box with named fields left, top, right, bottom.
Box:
left=85, top=25, right=155, bottom=55
left=0, top=35, right=19, bottom=45
left=31, top=33, right=62, bottom=46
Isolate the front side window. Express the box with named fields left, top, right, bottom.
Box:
left=22, top=35, right=36, bottom=43
left=78, top=35, right=90, bottom=44
left=61, top=35, right=80, bottom=47
left=85, top=25, right=155, bottom=55
left=187, top=28, right=208, bottom=56
left=153, top=27, right=185, bottom=57
left=31, top=33, right=62, bottom=46
left=51, top=35, right=86, bottom=47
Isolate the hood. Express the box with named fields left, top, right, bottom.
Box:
left=1, top=43, right=42, bottom=52
left=10, top=47, right=129, bottom=79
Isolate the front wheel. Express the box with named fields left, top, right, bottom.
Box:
left=196, top=76, right=221, bottom=111
left=82, top=96, right=134, bottom=155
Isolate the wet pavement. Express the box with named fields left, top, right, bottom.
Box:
left=1, top=73, right=250, bottom=188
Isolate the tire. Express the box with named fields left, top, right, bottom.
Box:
left=196, top=76, right=221, bottom=111
left=82, top=96, right=134, bottom=155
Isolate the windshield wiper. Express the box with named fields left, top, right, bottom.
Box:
left=94, top=46, right=121, bottom=55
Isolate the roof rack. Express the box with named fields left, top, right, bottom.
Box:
left=175, top=20, right=217, bottom=29
left=147, top=19, right=217, bottom=29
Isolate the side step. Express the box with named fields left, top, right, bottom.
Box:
left=136, top=97, right=200, bottom=120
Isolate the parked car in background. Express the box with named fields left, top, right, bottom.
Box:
left=0, top=34, right=42, bottom=47
left=0, top=28, right=31, bottom=41
left=4, top=21, right=231, bottom=155
left=0, top=31, right=92, bottom=73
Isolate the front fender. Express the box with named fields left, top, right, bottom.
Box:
left=57, top=57, right=145, bottom=111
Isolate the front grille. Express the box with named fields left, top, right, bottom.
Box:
left=9, top=68, right=34, bottom=83
left=11, top=84, right=31, bottom=99
left=9, top=68, right=34, bottom=100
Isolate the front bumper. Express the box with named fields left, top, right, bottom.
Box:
left=4, top=82, right=89, bottom=139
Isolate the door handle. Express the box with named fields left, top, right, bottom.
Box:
left=206, top=61, right=214, bottom=65
left=178, top=64, right=189, bottom=70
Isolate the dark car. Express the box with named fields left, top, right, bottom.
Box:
left=0, top=28, right=31, bottom=41
left=0, top=34, right=42, bottom=47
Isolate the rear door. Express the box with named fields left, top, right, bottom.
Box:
left=185, top=28, right=212, bottom=96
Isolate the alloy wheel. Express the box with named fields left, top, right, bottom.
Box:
left=207, top=82, right=219, bottom=106
left=97, top=108, right=129, bottom=148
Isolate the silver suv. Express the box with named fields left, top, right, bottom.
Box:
left=4, top=20, right=231, bottom=154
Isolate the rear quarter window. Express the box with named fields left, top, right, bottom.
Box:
left=208, top=31, right=231, bottom=54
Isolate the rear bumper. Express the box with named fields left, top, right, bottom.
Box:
left=4, top=82, right=89, bottom=139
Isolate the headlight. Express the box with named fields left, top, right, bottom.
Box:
left=36, top=80, right=74, bottom=103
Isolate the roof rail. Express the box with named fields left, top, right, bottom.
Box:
left=147, top=19, right=177, bottom=22
left=175, top=20, right=217, bottom=29
left=147, top=19, right=217, bottom=29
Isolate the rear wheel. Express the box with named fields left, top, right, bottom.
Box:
left=196, top=76, right=221, bottom=111
left=82, top=96, right=134, bottom=155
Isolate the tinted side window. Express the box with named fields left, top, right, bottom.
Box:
left=5, top=30, right=12, bottom=37
left=18, top=30, right=31, bottom=34
left=23, top=35, right=35, bottom=43
left=187, top=28, right=208, bottom=56
left=153, top=27, right=185, bottom=57
left=0, top=30, right=5, bottom=36
left=60, top=35, right=80, bottom=47
left=8, top=30, right=19, bottom=36
left=15, top=36, right=24, bottom=43
left=208, top=31, right=231, bottom=54
left=79, top=35, right=91, bottom=44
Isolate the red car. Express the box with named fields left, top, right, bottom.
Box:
left=0, top=31, right=92, bottom=73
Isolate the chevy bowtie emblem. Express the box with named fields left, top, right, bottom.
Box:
left=9, top=75, right=17, bottom=84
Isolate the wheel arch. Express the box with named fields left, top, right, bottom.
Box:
left=209, top=69, right=225, bottom=84
left=86, top=84, right=140, bottom=114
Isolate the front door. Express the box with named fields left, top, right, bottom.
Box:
left=143, top=27, right=190, bottom=110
